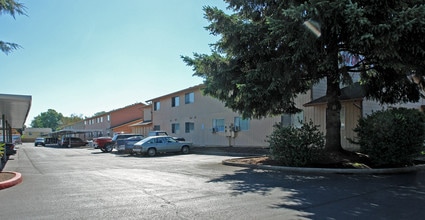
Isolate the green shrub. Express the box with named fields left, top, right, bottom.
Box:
left=353, top=108, right=425, bottom=167
left=268, top=120, right=325, bottom=167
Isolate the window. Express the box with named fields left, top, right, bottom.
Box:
left=165, top=136, right=177, bottom=143
left=172, top=96, right=180, bottom=107
left=107, top=115, right=110, bottom=121
left=212, top=119, right=225, bottom=132
left=281, top=111, right=304, bottom=128
left=185, top=122, right=194, bottom=133
left=234, top=117, right=250, bottom=131
left=185, top=92, right=194, bottom=104
left=100, top=117, right=103, bottom=123
left=153, top=125, right=160, bottom=131
left=154, top=101, right=160, bottom=111
left=146, top=138, right=156, bottom=144
left=171, top=123, right=180, bottom=134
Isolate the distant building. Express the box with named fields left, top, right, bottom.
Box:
left=22, top=128, right=52, bottom=142
left=62, top=103, right=146, bottom=140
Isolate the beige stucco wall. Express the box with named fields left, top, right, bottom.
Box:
left=150, top=86, right=281, bottom=147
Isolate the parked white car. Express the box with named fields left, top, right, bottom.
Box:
left=132, top=136, right=192, bottom=157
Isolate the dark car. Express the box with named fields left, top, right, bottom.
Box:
left=113, top=134, right=144, bottom=153
left=102, top=133, right=142, bottom=152
left=59, top=137, right=88, bottom=148
left=117, top=136, right=145, bottom=154
left=5, top=143, right=16, bottom=156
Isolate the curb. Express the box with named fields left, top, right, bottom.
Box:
left=222, top=159, right=425, bottom=175
left=191, top=148, right=267, bottom=157
left=0, top=172, right=23, bottom=190
left=192, top=151, right=262, bottom=157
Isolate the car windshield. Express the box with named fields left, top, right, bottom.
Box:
left=138, top=137, right=154, bottom=144
left=126, top=136, right=142, bottom=140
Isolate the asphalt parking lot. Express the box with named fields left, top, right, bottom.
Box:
left=1, top=143, right=425, bottom=219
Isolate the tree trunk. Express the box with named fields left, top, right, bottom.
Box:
left=325, top=74, right=344, bottom=152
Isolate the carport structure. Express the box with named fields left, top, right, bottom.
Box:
left=48, top=129, right=103, bottom=147
left=0, top=93, right=32, bottom=158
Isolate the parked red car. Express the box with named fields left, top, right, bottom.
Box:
left=93, top=137, right=112, bottom=152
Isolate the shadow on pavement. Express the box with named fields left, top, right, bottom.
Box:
left=207, top=168, right=425, bottom=219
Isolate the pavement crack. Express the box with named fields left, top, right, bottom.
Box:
left=22, top=148, right=44, bottom=175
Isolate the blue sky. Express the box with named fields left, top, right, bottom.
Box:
left=1, top=0, right=227, bottom=126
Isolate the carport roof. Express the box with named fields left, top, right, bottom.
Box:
left=0, top=93, right=32, bottom=129
left=50, top=129, right=103, bottom=136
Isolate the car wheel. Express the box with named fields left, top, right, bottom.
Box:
left=147, top=148, right=156, bottom=157
left=105, top=144, right=113, bottom=152
left=181, top=146, right=190, bottom=154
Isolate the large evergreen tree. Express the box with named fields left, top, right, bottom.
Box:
left=183, top=0, right=425, bottom=153
left=0, top=0, right=25, bottom=54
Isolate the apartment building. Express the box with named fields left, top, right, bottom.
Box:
left=145, top=80, right=425, bottom=150
left=145, top=84, right=281, bottom=147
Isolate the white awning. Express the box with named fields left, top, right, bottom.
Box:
left=0, top=93, right=32, bottom=129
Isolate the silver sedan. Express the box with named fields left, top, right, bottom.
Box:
left=132, top=136, right=192, bottom=156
